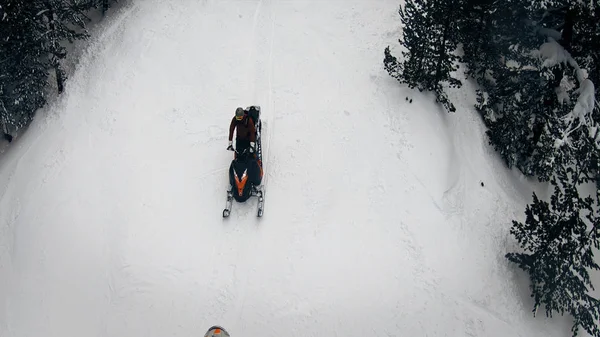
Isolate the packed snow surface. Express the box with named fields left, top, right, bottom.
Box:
left=0, top=0, right=574, bottom=336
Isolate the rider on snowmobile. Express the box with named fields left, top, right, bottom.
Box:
left=228, top=107, right=256, bottom=155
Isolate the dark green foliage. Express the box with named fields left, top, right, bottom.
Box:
left=383, top=0, right=462, bottom=113
left=569, top=1, right=600, bottom=117
left=477, top=60, right=575, bottom=181
left=468, top=1, right=599, bottom=182
left=456, top=0, right=497, bottom=82
left=1, top=0, right=50, bottom=132
left=385, top=0, right=600, bottom=334
left=506, top=168, right=600, bottom=337
left=0, top=0, right=117, bottom=134
left=469, top=2, right=575, bottom=181
left=41, top=0, right=91, bottom=93
left=384, top=0, right=599, bottom=180
left=459, top=0, right=541, bottom=83
left=88, top=0, right=115, bottom=15
left=474, top=2, right=600, bottom=334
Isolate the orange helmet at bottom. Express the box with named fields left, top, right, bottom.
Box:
left=204, top=326, right=231, bottom=337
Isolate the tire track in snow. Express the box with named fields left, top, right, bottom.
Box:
left=452, top=295, right=518, bottom=334
left=230, top=3, right=277, bottom=328
left=262, top=5, right=276, bottom=195
left=229, top=0, right=272, bottom=328
left=79, top=3, right=142, bottom=334
left=219, top=2, right=268, bottom=322
left=246, top=0, right=263, bottom=102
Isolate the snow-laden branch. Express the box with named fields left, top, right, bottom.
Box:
left=537, top=27, right=562, bottom=41
left=36, top=9, right=50, bottom=17
left=534, top=37, right=597, bottom=148
left=538, top=38, right=571, bottom=68
left=572, top=73, right=595, bottom=124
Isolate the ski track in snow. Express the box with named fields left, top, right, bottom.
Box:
left=263, top=2, right=276, bottom=196
left=0, top=1, right=575, bottom=337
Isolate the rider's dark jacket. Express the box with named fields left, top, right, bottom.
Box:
left=228, top=115, right=256, bottom=143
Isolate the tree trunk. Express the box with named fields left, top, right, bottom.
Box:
left=44, top=1, right=65, bottom=94
left=0, top=95, right=11, bottom=141
left=102, top=0, right=109, bottom=16
left=53, top=57, right=65, bottom=94
left=435, top=8, right=451, bottom=87
left=0, top=99, right=8, bottom=135
left=560, top=7, right=576, bottom=53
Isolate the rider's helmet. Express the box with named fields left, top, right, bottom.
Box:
left=235, top=107, right=245, bottom=121
left=204, top=326, right=230, bottom=337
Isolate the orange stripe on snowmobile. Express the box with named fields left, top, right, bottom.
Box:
left=234, top=173, right=248, bottom=196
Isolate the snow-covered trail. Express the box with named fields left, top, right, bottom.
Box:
left=0, top=1, right=572, bottom=337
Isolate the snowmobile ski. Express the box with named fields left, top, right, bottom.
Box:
left=223, top=189, right=233, bottom=218
left=256, top=189, right=264, bottom=217
left=222, top=187, right=264, bottom=218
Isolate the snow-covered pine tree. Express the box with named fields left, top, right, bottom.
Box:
left=480, top=66, right=566, bottom=180
left=562, top=0, right=600, bottom=150
left=462, top=0, right=541, bottom=101
left=1, top=0, right=117, bottom=134
left=384, top=0, right=462, bottom=113
left=506, top=165, right=600, bottom=337
left=500, top=3, right=600, bottom=335
left=472, top=18, right=560, bottom=179
left=473, top=0, right=598, bottom=181
left=456, top=0, right=500, bottom=83
left=531, top=1, right=599, bottom=180
left=38, top=0, right=92, bottom=93
left=0, top=0, right=50, bottom=132
left=575, top=3, right=600, bottom=104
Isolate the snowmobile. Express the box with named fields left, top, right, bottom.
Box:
left=223, top=106, right=265, bottom=218
left=204, top=326, right=230, bottom=337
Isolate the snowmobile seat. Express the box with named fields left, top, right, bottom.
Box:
left=245, top=105, right=261, bottom=140
left=246, top=106, right=260, bottom=125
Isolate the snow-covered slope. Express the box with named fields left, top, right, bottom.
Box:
left=0, top=1, right=574, bottom=336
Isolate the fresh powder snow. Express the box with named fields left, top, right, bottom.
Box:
left=0, top=1, right=578, bottom=336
